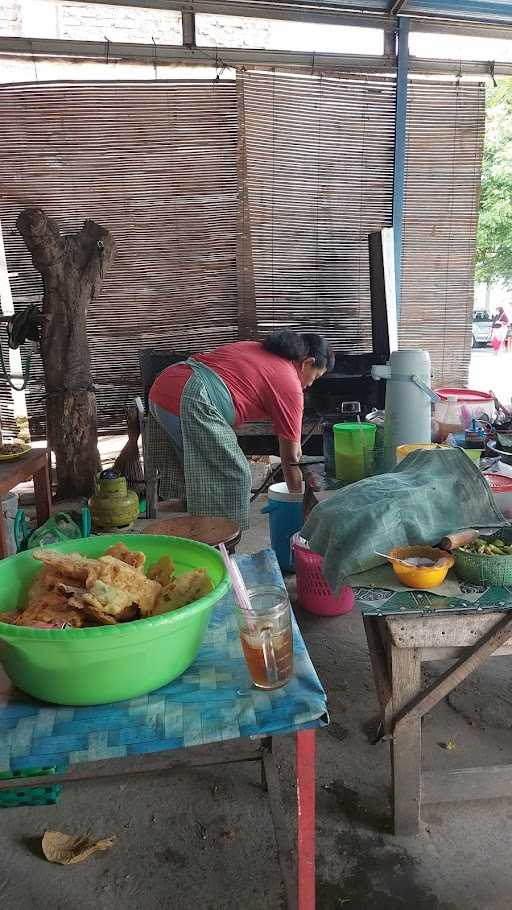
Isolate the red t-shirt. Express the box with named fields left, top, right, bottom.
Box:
left=149, top=341, right=304, bottom=442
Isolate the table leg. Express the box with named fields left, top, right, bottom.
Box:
left=363, top=615, right=393, bottom=732
left=297, top=729, right=316, bottom=910
left=33, top=453, right=51, bottom=525
left=390, top=647, right=421, bottom=836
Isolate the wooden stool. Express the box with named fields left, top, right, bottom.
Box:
left=143, top=515, right=241, bottom=554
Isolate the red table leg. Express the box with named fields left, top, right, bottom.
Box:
left=297, top=729, right=316, bottom=910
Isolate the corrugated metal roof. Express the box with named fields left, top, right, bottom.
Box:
left=214, top=0, right=512, bottom=26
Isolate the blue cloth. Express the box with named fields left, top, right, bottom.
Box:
left=0, top=550, right=327, bottom=773
left=149, top=399, right=184, bottom=458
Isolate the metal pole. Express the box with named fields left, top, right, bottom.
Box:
left=392, top=15, right=409, bottom=322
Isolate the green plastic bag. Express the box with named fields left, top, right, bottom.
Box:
left=15, top=510, right=90, bottom=551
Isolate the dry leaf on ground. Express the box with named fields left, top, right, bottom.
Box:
left=42, top=830, right=116, bottom=865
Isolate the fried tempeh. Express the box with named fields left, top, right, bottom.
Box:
left=32, top=549, right=99, bottom=584
left=105, top=543, right=145, bottom=572
left=94, top=556, right=161, bottom=617
left=147, top=555, right=174, bottom=588
left=153, top=568, right=213, bottom=616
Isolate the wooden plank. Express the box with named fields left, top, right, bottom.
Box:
left=0, top=742, right=264, bottom=790
left=390, top=646, right=422, bottom=836
left=422, top=765, right=512, bottom=805
left=422, top=644, right=512, bottom=661
left=0, top=447, right=48, bottom=496
left=386, top=611, right=512, bottom=650
left=394, top=612, right=512, bottom=730
left=363, top=615, right=393, bottom=728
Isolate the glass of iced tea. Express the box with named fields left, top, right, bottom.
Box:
left=236, top=586, right=293, bottom=690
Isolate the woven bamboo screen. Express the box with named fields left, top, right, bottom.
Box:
left=0, top=80, right=238, bottom=434
left=0, top=74, right=486, bottom=436
left=399, top=79, right=486, bottom=385
left=237, top=70, right=396, bottom=351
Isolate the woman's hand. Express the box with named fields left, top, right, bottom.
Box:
left=278, top=437, right=303, bottom=494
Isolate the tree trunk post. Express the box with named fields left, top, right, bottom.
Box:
left=16, top=208, right=114, bottom=499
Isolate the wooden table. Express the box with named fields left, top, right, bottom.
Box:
left=143, top=514, right=241, bottom=553
left=363, top=607, right=512, bottom=836
left=0, top=550, right=323, bottom=909
left=0, top=448, right=51, bottom=559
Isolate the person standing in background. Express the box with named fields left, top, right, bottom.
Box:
left=492, top=306, right=509, bottom=355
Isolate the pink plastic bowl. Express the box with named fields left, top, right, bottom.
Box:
left=293, top=543, right=355, bottom=617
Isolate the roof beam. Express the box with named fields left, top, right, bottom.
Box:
left=409, top=14, right=512, bottom=39
left=390, top=0, right=408, bottom=14
left=3, top=35, right=512, bottom=76
left=410, top=54, right=512, bottom=76
left=0, top=36, right=394, bottom=70
left=53, top=0, right=393, bottom=30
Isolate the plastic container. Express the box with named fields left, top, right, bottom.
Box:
left=388, top=546, right=454, bottom=590
left=372, top=350, right=434, bottom=472
left=396, top=443, right=449, bottom=464
left=0, top=534, right=230, bottom=705
left=293, top=538, right=354, bottom=616
left=333, top=422, right=376, bottom=484
left=262, top=482, right=304, bottom=573
left=434, top=394, right=466, bottom=441
left=434, top=389, right=495, bottom=435
left=486, top=474, right=512, bottom=518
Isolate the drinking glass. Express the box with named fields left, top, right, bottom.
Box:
left=236, top=585, right=293, bottom=690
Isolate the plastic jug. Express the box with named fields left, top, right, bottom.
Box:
left=261, top=482, right=304, bottom=572
left=333, top=422, right=376, bottom=483
left=372, top=349, right=439, bottom=472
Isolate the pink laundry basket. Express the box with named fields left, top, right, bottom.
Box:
left=293, top=539, right=355, bottom=617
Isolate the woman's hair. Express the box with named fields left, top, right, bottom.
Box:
left=262, top=329, right=335, bottom=371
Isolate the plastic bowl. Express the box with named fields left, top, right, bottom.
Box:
left=388, top=546, right=454, bottom=590
left=0, top=534, right=230, bottom=706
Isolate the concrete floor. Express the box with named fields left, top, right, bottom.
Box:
left=2, top=500, right=512, bottom=909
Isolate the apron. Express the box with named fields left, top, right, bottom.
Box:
left=147, top=361, right=252, bottom=530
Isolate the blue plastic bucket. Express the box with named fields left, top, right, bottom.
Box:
left=262, top=482, right=304, bottom=572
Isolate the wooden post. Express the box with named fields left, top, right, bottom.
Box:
left=391, top=646, right=421, bottom=835
left=16, top=208, right=114, bottom=498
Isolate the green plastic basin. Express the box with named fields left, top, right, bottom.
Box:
left=0, top=534, right=230, bottom=706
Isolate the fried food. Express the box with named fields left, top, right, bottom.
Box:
left=16, top=595, right=86, bottom=628
left=95, top=556, right=161, bottom=617
left=68, top=595, right=117, bottom=625
left=147, top=555, right=174, bottom=588
left=33, top=549, right=99, bottom=584
left=153, top=568, right=213, bottom=616
left=0, top=611, right=21, bottom=624
left=17, top=543, right=212, bottom=629
left=105, top=543, right=145, bottom=571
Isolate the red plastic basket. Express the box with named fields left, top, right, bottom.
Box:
left=293, top=542, right=354, bottom=617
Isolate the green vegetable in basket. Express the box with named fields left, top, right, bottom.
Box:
left=461, top=537, right=512, bottom=556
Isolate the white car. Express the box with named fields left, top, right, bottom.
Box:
left=472, top=310, right=493, bottom=348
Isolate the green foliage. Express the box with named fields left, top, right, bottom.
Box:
left=476, top=79, right=512, bottom=286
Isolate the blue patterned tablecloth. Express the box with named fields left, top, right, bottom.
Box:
left=0, top=550, right=328, bottom=773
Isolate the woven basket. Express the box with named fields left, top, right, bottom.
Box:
left=454, top=526, right=512, bottom=586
